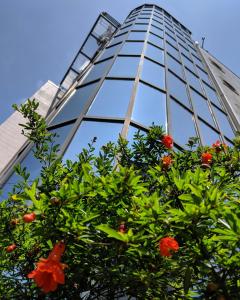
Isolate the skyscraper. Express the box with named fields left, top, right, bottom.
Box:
left=0, top=4, right=238, bottom=198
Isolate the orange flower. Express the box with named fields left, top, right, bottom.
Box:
left=162, top=135, right=173, bottom=149
left=212, top=140, right=227, bottom=152
left=201, top=152, right=212, bottom=164
left=6, top=244, right=17, bottom=253
left=159, top=237, right=179, bottom=257
left=23, top=212, right=36, bottom=223
left=162, top=155, right=172, bottom=168
left=28, top=241, right=67, bottom=293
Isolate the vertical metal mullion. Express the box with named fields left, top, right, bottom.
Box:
left=121, top=6, right=154, bottom=139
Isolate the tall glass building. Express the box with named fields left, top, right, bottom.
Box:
left=0, top=4, right=238, bottom=198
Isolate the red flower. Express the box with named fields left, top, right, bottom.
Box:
left=28, top=241, right=67, bottom=293
left=212, top=140, right=227, bottom=152
left=118, top=223, right=126, bottom=233
left=201, top=152, right=213, bottom=164
left=162, top=135, right=173, bottom=149
left=162, top=155, right=172, bottom=168
left=23, top=212, right=36, bottom=223
left=159, top=237, right=179, bottom=257
left=6, top=244, right=17, bottom=253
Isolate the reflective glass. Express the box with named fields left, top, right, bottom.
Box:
left=212, top=107, right=235, bottom=139
left=150, top=25, right=164, bottom=38
left=1, top=124, right=74, bottom=200
left=145, top=43, right=164, bottom=64
left=197, top=66, right=212, bottom=85
left=82, top=35, right=99, bottom=58
left=98, top=44, right=121, bottom=61
left=165, top=33, right=177, bottom=48
left=198, top=120, right=220, bottom=146
left=181, top=54, right=195, bottom=73
left=83, top=59, right=113, bottom=84
left=127, top=31, right=147, bottom=41
left=132, top=23, right=149, bottom=31
left=178, top=43, right=190, bottom=58
left=190, top=89, right=215, bottom=126
left=51, top=83, right=98, bottom=126
left=151, top=19, right=163, bottom=29
left=192, top=54, right=204, bottom=68
left=166, top=42, right=180, bottom=60
left=170, top=99, right=197, bottom=147
left=132, top=82, right=167, bottom=128
left=185, top=69, right=203, bottom=93
left=168, top=72, right=190, bottom=107
left=127, top=125, right=147, bottom=145
left=141, top=58, right=165, bottom=89
left=109, top=32, right=128, bottom=46
left=63, top=121, right=123, bottom=160
left=108, top=56, right=140, bottom=78
left=167, top=54, right=183, bottom=77
left=148, top=33, right=164, bottom=48
left=120, top=41, right=144, bottom=55
left=203, top=83, right=221, bottom=107
left=87, top=80, right=133, bottom=117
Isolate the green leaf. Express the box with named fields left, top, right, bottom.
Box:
left=184, top=267, right=192, bottom=294
left=96, top=224, right=129, bottom=242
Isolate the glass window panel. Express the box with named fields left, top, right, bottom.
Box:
left=198, top=121, right=220, bottom=146
left=150, top=25, right=164, bottom=38
left=190, top=89, right=215, bottom=126
left=148, top=33, right=164, bottom=48
left=145, top=43, right=164, bottom=64
left=83, top=59, right=113, bottom=84
left=132, top=23, right=149, bottom=31
left=120, top=41, right=144, bottom=55
left=212, top=107, right=235, bottom=139
left=178, top=43, right=190, bottom=58
left=151, top=19, right=163, bottom=29
left=132, top=82, right=167, bottom=128
left=98, top=44, right=121, bottom=61
left=203, top=82, right=222, bottom=107
left=63, top=121, right=123, bottom=160
left=109, top=32, right=128, bottom=46
left=192, top=54, right=204, bottom=68
left=181, top=54, right=195, bottom=73
left=87, top=80, right=133, bottom=117
left=170, top=99, right=197, bottom=147
left=168, top=72, right=190, bottom=107
left=82, top=35, right=99, bottom=58
left=72, top=55, right=90, bottom=73
left=50, top=82, right=98, bottom=126
left=127, top=31, right=147, bottom=41
left=165, top=34, right=177, bottom=48
left=1, top=124, right=74, bottom=200
left=108, top=56, right=140, bottom=78
left=166, top=42, right=180, bottom=60
left=141, top=58, right=165, bottom=89
left=197, top=66, right=212, bottom=85
left=185, top=69, right=203, bottom=93
left=167, top=54, right=183, bottom=77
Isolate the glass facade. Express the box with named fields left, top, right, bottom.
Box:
left=0, top=4, right=236, bottom=198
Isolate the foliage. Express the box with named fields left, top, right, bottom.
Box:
left=0, top=100, right=240, bottom=299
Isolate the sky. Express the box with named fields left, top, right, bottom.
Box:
left=0, top=0, right=240, bottom=124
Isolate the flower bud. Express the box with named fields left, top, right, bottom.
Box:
left=23, top=212, right=36, bottom=223
left=6, top=244, right=17, bottom=253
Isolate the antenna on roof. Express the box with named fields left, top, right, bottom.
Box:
left=201, top=37, right=205, bottom=48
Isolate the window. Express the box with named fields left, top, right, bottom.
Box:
left=166, top=42, right=180, bottom=60
left=151, top=19, right=163, bottom=29
left=83, top=59, right=113, bottom=84
left=181, top=54, right=195, bottom=73
left=109, top=32, right=128, bottom=47
left=190, top=89, right=215, bottom=126
left=108, top=56, right=140, bottom=78
left=98, top=44, right=121, bottom=61
left=185, top=68, right=203, bottom=93
left=222, top=80, right=239, bottom=95
left=192, top=54, right=204, bottom=68
left=120, top=41, right=144, bottom=55
left=87, top=80, right=133, bottom=118
left=178, top=43, right=190, bottom=58
left=148, top=33, right=164, bottom=48
left=167, top=54, right=183, bottom=77
left=145, top=43, right=164, bottom=64
left=82, top=35, right=99, bottom=58
left=150, top=25, right=164, bottom=38
left=132, top=23, right=149, bottom=31
left=212, top=107, right=235, bottom=139
left=211, top=60, right=225, bottom=73
left=50, top=82, right=98, bottom=125
left=197, top=66, right=212, bottom=85
left=198, top=121, right=220, bottom=146
left=63, top=121, right=123, bottom=160
left=127, top=31, right=147, bottom=41
left=168, top=71, right=190, bottom=107
left=170, top=99, right=197, bottom=147
left=203, top=82, right=221, bottom=107
left=127, top=125, right=147, bottom=145
left=132, top=82, right=167, bottom=128
left=165, top=33, right=177, bottom=48
left=141, top=58, right=165, bottom=89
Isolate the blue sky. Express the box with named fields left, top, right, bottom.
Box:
left=0, top=0, right=239, bottom=123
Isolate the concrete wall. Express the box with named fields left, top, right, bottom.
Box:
left=0, top=81, right=58, bottom=175
left=199, top=47, right=240, bottom=131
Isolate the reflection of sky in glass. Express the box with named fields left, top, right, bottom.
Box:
left=198, top=120, right=220, bottom=146
left=212, top=107, right=235, bottom=139
left=63, top=121, right=123, bottom=161
left=108, top=56, right=140, bottom=78
left=141, top=58, right=165, bottom=89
